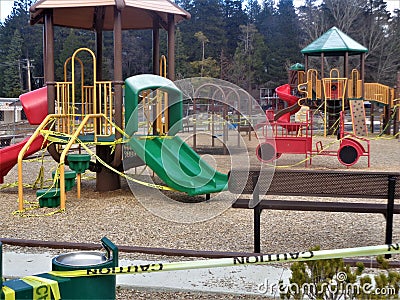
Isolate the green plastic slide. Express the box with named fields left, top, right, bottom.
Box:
left=127, top=135, right=228, bottom=195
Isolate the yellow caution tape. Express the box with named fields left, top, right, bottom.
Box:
left=21, top=276, right=61, bottom=300
left=48, top=242, right=400, bottom=278
left=12, top=207, right=64, bottom=218
left=1, top=286, right=15, bottom=300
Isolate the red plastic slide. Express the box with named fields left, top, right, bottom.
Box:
left=275, top=84, right=300, bottom=123
left=0, top=87, right=48, bottom=183
left=0, top=136, right=45, bottom=183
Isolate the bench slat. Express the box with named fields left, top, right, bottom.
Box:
left=232, top=199, right=400, bottom=215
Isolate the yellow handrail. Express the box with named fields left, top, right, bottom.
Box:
left=58, top=113, right=104, bottom=209
left=157, top=55, right=168, bottom=134
left=159, top=55, right=167, bottom=78
left=18, top=114, right=60, bottom=211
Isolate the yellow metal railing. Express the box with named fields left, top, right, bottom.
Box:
left=298, top=69, right=322, bottom=100
left=57, top=113, right=104, bottom=209
left=55, top=48, right=114, bottom=138
left=155, top=55, right=168, bottom=135
left=298, top=70, right=306, bottom=86
left=322, top=68, right=348, bottom=102
left=322, top=78, right=348, bottom=101
left=17, top=113, right=112, bottom=212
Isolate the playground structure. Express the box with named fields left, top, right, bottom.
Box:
left=25, top=0, right=192, bottom=195
left=6, top=48, right=229, bottom=212
left=255, top=26, right=399, bottom=167
left=298, top=27, right=397, bottom=137
left=0, top=0, right=234, bottom=213
left=272, top=27, right=397, bottom=136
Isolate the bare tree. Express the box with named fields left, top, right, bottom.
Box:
left=324, top=0, right=366, bottom=34
left=194, top=31, right=209, bottom=77
left=298, top=0, right=332, bottom=46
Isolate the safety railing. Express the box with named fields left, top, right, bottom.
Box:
left=298, top=69, right=322, bottom=100
left=364, top=83, right=391, bottom=105
left=55, top=48, right=114, bottom=138
left=348, top=69, right=362, bottom=99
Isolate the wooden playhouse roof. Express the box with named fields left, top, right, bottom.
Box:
left=30, top=0, right=191, bottom=30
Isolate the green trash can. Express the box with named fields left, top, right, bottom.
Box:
left=52, top=237, right=118, bottom=300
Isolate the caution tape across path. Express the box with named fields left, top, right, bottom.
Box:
left=49, top=242, right=400, bottom=278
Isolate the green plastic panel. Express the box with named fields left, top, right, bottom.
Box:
left=127, top=135, right=228, bottom=195
left=124, top=74, right=183, bottom=136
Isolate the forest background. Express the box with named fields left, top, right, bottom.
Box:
left=0, top=0, right=399, bottom=99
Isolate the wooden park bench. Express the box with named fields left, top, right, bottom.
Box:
left=229, top=169, right=400, bottom=256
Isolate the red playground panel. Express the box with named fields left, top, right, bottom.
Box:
left=256, top=110, right=370, bottom=168
left=256, top=109, right=313, bottom=166
left=19, top=86, right=48, bottom=125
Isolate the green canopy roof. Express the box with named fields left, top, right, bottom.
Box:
left=301, top=27, right=368, bottom=56
left=290, top=63, right=305, bottom=71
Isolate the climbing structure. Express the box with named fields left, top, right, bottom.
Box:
left=18, top=48, right=122, bottom=212
left=299, top=26, right=395, bottom=136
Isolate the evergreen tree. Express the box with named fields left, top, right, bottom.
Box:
left=194, top=31, right=209, bottom=77
left=246, top=0, right=262, bottom=23
left=189, top=57, right=220, bottom=77
left=223, top=0, right=247, bottom=57
left=255, top=0, right=276, bottom=42
left=56, top=29, right=93, bottom=81
left=268, top=0, right=302, bottom=85
left=175, top=28, right=190, bottom=79
left=121, top=30, right=152, bottom=77
left=177, top=0, right=227, bottom=63
left=229, top=24, right=268, bottom=93
left=0, top=0, right=42, bottom=95
left=3, top=29, right=24, bottom=97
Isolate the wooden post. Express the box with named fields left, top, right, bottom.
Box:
left=394, top=72, right=400, bottom=138
left=44, top=11, right=55, bottom=115
left=360, top=53, right=365, bottom=99
left=167, top=14, right=175, bottom=81
left=153, top=18, right=160, bottom=75
left=96, top=6, right=122, bottom=192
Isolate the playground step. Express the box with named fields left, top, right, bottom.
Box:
left=67, top=154, right=91, bottom=174
left=52, top=170, right=77, bottom=191
left=36, top=188, right=61, bottom=208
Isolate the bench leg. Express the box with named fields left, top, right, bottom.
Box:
left=252, top=178, right=261, bottom=253
left=254, top=204, right=261, bottom=253
left=385, top=176, right=396, bottom=259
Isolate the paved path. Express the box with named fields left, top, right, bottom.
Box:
left=2, top=251, right=291, bottom=297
